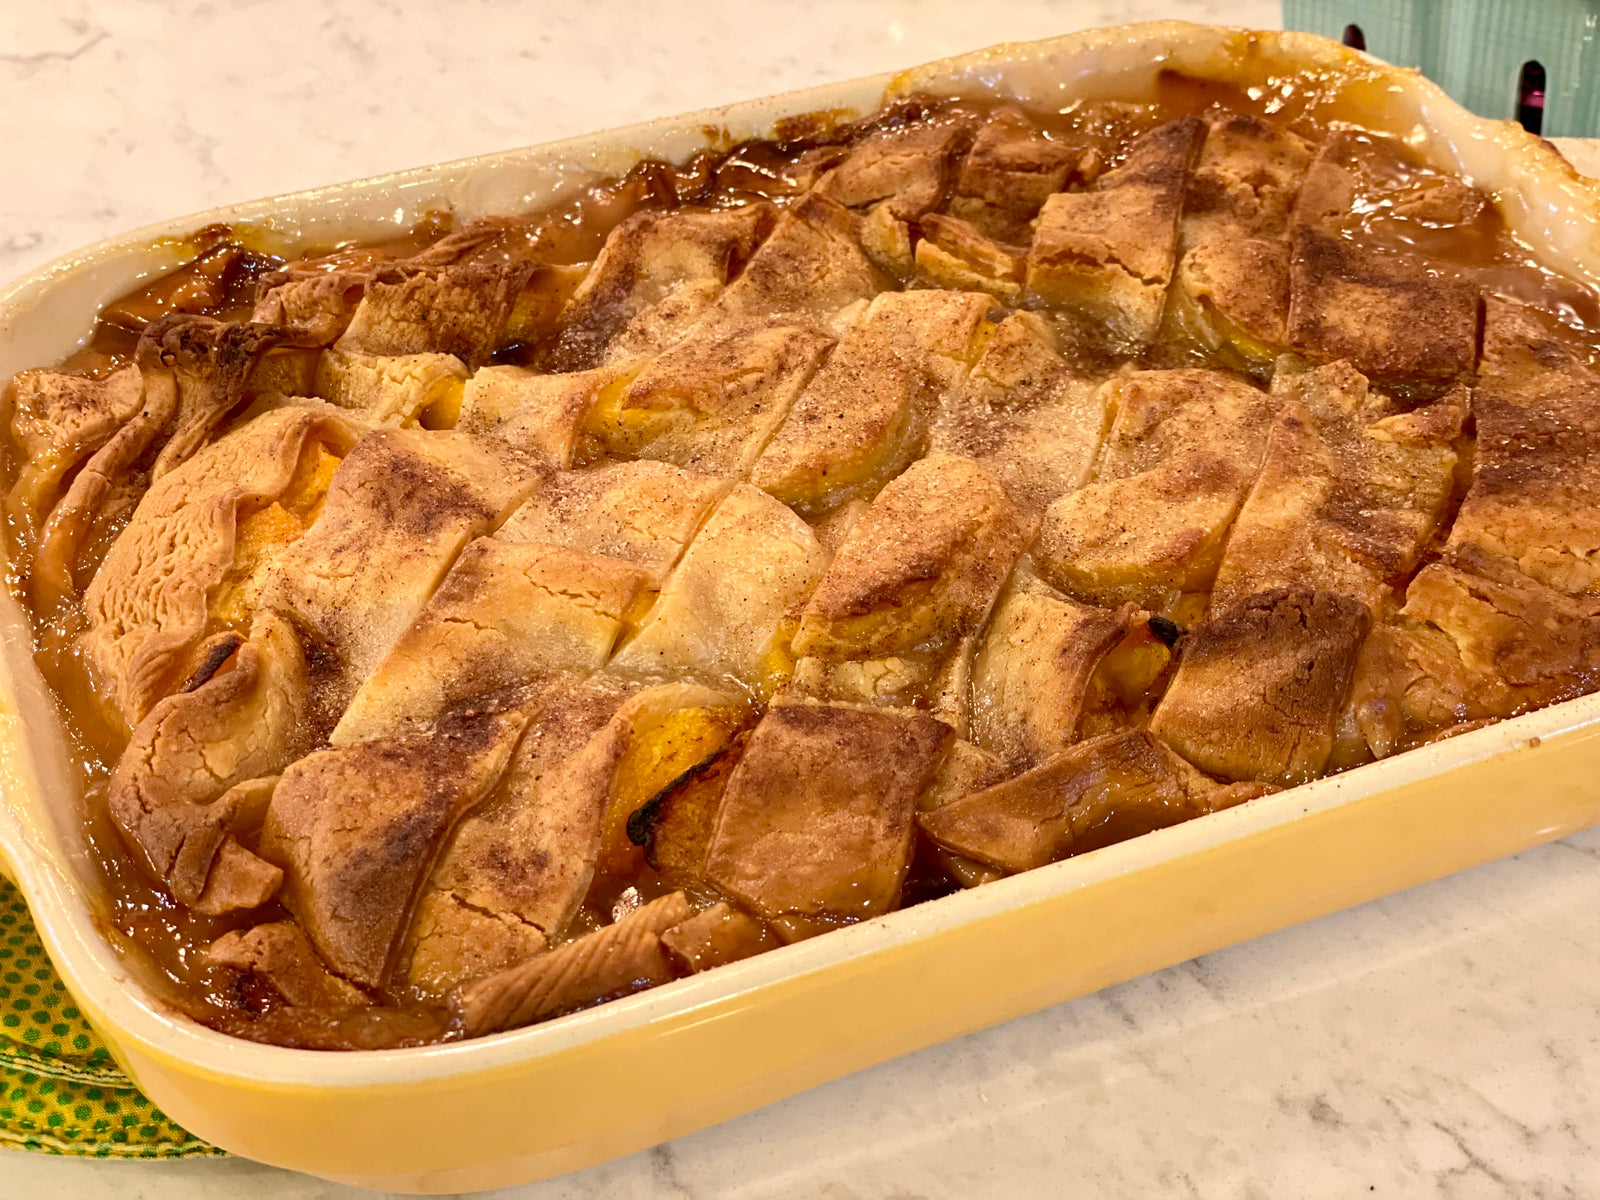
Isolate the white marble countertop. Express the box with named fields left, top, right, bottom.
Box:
left=4, top=1, right=1600, bottom=1197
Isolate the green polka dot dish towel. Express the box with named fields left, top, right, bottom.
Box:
left=0, top=876, right=221, bottom=1158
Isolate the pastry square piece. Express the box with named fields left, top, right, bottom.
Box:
left=1285, top=227, right=1478, bottom=382
left=705, top=700, right=952, bottom=941
left=1026, top=117, right=1204, bottom=340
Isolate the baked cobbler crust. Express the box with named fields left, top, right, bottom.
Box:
left=9, top=68, right=1600, bottom=1048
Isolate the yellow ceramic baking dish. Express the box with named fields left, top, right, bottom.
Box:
left=4, top=21, right=1600, bottom=1193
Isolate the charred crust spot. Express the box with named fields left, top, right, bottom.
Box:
left=180, top=632, right=246, bottom=693
left=625, top=792, right=666, bottom=853
left=626, top=745, right=736, bottom=861
left=223, top=966, right=280, bottom=1016
left=1149, top=615, right=1182, bottom=645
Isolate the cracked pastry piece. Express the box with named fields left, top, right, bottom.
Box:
left=590, top=317, right=832, bottom=477
left=246, top=222, right=568, bottom=350
left=610, top=481, right=827, bottom=691
left=709, top=192, right=885, bottom=327
left=1149, top=588, right=1371, bottom=786
left=791, top=454, right=1034, bottom=705
left=1351, top=563, right=1600, bottom=754
left=34, top=316, right=320, bottom=609
left=333, top=262, right=536, bottom=368
left=1444, top=300, right=1600, bottom=596
left=813, top=119, right=971, bottom=272
left=750, top=289, right=992, bottom=512
left=1149, top=358, right=1459, bottom=782
left=141, top=313, right=328, bottom=480
left=81, top=405, right=363, bottom=731
left=452, top=890, right=692, bottom=1036
left=456, top=363, right=623, bottom=467
left=913, top=213, right=1025, bottom=303
left=704, top=700, right=953, bottom=941
left=1211, top=361, right=1463, bottom=613
left=499, top=459, right=731, bottom=587
left=914, top=738, right=1009, bottom=889
left=255, top=426, right=539, bottom=732
left=207, top=922, right=368, bottom=1012
left=856, top=199, right=916, bottom=279
left=549, top=205, right=772, bottom=370
left=399, top=676, right=742, bottom=995
left=1183, top=111, right=1314, bottom=245
left=204, top=928, right=366, bottom=1017
left=1169, top=237, right=1292, bottom=366
left=252, top=270, right=369, bottom=345
left=970, top=583, right=1137, bottom=771
left=1034, top=367, right=1279, bottom=610
left=1285, top=227, right=1479, bottom=383
left=396, top=673, right=627, bottom=994
left=1025, top=116, right=1204, bottom=341
left=659, top=902, right=780, bottom=974
left=457, top=363, right=614, bottom=465
left=108, top=615, right=305, bottom=914
left=331, top=538, right=651, bottom=744
left=313, top=349, right=467, bottom=425
left=918, top=728, right=1271, bottom=874
left=258, top=705, right=530, bottom=988
left=1165, top=114, right=1312, bottom=363
left=5, top=364, right=146, bottom=554
left=815, top=118, right=972, bottom=220
left=949, top=104, right=1095, bottom=244
left=928, top=311, right=1112, bottom=514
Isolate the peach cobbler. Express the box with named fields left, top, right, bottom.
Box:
left=7, top=80, right=1599, bottom=1048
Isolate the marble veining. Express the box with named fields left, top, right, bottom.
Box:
left=5, top=2, right=1600, bottom=1197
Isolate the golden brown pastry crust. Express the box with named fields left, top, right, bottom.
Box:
left=82, top=405, right=363, bottom=730
left=108, top=613, right=305, bottom=911
left=207, top=922, right=369, bottom=1011
left=599, top=317, right=832, bottom=477
left=750, top=289, right=991, bottom=511
left=452, top=890, right=692, bottom=1036
left=335, top=263, right=534, bottom=368
left=1211, top=363, right=1462, bottom=613
left=1036, top=367, right=1278, bottom=608
left=610, top=482, right=827, bottom=690
left=1286, top=228, right=1479, bottom=382
left=550, top=205, right=772, bottom=370
left=1026, top=117, right=1204, bottom=340
left=6, top=364, right=146, bottom=550
left=259, top=706, right=529, bottom=988
left=1150, top=588, right=1371, bottom=786
left=929, top=312, right=1110, bottom=514
left=1447, top=300, right=1600, bottom=596
left=950, top=104, right=1093, bottom=243
left=330, top=538, right=649, bottom=744
left=919, top=728, right=1270, bottom=873
left=705, top=700, right=952, bottom=940
left=497, top=459, right=730, bottom=586
left=795, top=453, right=1034, bottom=660
left=971, top=585, right=1135, bottom=770
left=815, top=118, right=973, bottom=220
left=659, top=902, right=781, bottom=974
left=255, top=426, right=537, bottom=731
